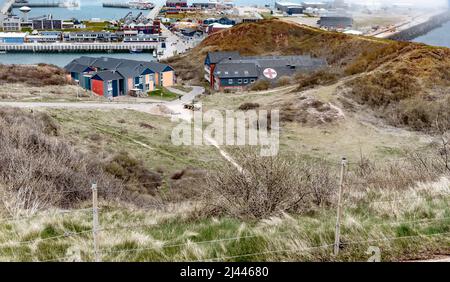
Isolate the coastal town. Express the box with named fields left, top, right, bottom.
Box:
left=0, top=0, right=449, bottom=266
left=0, top=0, right=449, bottom=59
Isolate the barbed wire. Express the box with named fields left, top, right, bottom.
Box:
left=0, top=229, right=93, bottom=248
left=0, top=208, right=93, bottom=225
left=199, top=231, right=450, bottom=262
left=344, top=231, right=450, bottom=246
left=100, top=231, right=293, bottom=256
left=199, top=244, right=335, bottom=262
left=344, top=192, right=450, bottom=205
left=371, top=216, right=450, bottom=227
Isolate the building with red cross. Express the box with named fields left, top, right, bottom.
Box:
left=204, top=51, right=327, bottom=92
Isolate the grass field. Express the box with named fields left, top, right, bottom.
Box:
left=148, top=87, right=181, bottom=101
left=47, top=108, right=223, bottom=176
left=1, top=181, right=448, bottom=262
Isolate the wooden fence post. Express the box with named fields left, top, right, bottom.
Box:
left=92, top=182, right=101, bottom=262
left=334, top=157, right=347, bottom=256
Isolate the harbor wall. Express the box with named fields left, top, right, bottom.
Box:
left=388, top=11, right=450, bottom=41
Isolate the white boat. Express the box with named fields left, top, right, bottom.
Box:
left=130, top=47, right=143, bottom=53
left=129, top=1, right=154, bottom=10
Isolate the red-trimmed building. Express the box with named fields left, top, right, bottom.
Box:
left=166, top=0, right=188, bottom=8
left=65, top=56, right=175, bottom=97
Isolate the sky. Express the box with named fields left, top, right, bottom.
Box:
left=344, top=0, right=448, bottom=8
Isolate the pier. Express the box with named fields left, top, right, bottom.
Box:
left=0, top=42, right=160, bottom=53
left=147, top=2, right=163, bottom=20
left=1, top=0, right=15, bottom=15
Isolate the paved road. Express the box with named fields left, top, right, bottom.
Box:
left=0, top=86, right=204, bottom=116
left=0, top=85, right=245, bottom=170
left=147, top=1, right=163, bottom=20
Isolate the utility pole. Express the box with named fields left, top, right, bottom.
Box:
left=334, top=157, right=347, bottom=256
left=92, top=182, right=101, bottom=262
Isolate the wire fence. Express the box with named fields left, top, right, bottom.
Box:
left=0, top=157, right=449, bottom=262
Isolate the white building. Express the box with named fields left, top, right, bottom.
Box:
left=2, top=16, right=21, bottom=32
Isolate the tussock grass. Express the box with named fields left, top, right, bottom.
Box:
left=0, top=156, right=449, bottom=262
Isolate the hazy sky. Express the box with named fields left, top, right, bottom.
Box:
left=346, top=0, right=448, bottom=8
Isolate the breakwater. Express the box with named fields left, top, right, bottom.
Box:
left=0, top=42, right=159, bottom=53
left=388, top=11, right=450, bottom=41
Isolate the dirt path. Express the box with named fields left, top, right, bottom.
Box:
left=0, top=85, right=243, bottom=171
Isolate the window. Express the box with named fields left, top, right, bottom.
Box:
left=225, top=71, right=229, bottom=75
left=238, top=79, right=242, bottom=84
left=228, top=79, right=233, bottom=84
left=244, top=79, right=248, bottom=84
left=250, top=79, right=256, bottom=83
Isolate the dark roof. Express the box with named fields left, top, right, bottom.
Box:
left=214, top=61, right=258, bottom=78
left=145, top=61, right=173, bottom=73
left=207, top=51, right=241, bottom=64
left=64, top=62, right=93, bottom=73
left=92, top=57, right=124, bottom=70
left=91, top=70, right=124, bottom=81
left=64, top=56, right=173, bottom=76
left=212, top=55, right=327, bottom=81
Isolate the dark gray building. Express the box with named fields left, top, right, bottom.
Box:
left=275, top=2, right=304, bottom=15
left=205, top=51, right=327, bottom=91
left=32, top=19, right=63, bottom=30
left=318, top=14, right=353, bottom=29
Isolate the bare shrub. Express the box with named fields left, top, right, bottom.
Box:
left=0, top=108, right=124, bottom=216
left=277, top=76, right=292, bottom=87
left=164, top=168, right=208, bottom=202
left=250, top=80, right=270, bottom=91
left=238, top=102, right=260, bottom=111
left=203, top=150, right=337, bottom=219
left=104, top=151, right=163, bottom=195
left=0, top=64, right=69, bottom=87
left=295, top=70, right=339, bottom=91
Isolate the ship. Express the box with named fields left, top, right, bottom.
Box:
left=130, top=47, right=144, bottom=54
left=129, top=0, right=154, bottom=10
left=103, top=1, right=154, bottom=10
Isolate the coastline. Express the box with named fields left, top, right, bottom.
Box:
left=386, top=11, right=450, bottom=42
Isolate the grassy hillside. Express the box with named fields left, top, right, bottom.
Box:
left=165, top=19, right=395, bottom=83
left=169, top=19, right=450, bottom=132
left=0, top=64, right=70, bottom=87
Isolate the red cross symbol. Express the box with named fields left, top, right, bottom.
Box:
left=263, top=68, right=278, bottom=79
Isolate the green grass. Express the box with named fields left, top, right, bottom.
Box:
left=0, top=192, right=448, bottom=262
left=171, top=85, right=193, bottom=93
left=46, top=108, right=223, bottom=176
left=148, top=87, right=181, bottom=101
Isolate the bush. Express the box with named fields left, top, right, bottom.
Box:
left=0, top=108, right=122, bottom=215
left=203, top=150, right=337, bottom=219
left=0, top=64, right=69, bottom=87
left=296, top=70, right=339, bottom=91
left=104, top=152, right=163, bottom=195
left=250, top=80, right=270, bottom=91
left=276, top=76, right=292, bottom=87
left=238, top=103, right=260, bottom=111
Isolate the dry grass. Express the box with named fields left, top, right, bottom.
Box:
left=202, top=150, right=336, bottom=219
left=0, top=108, right=123, bottom=215
left=0, top=64, right=70, bottom=87
left=344, top=46, right=450, bottom=132
left=0, top=153, right=449, bottom=262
